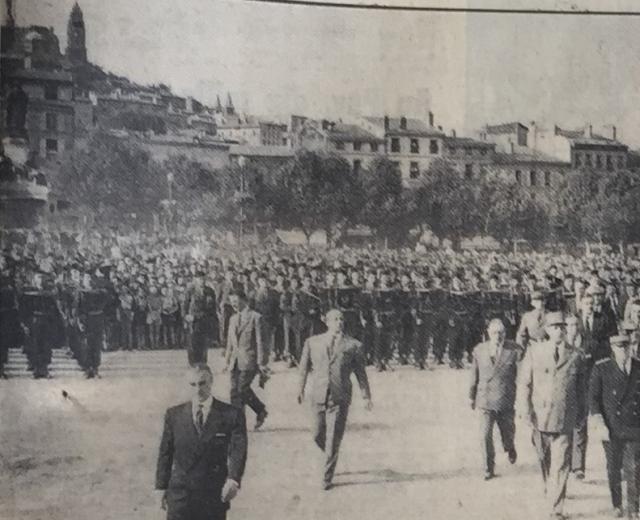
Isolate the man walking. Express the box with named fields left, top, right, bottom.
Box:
left=155, top=364, right=247, bottom=520
left=297, top=309, right=372, bottom=490
left=224, top=290, right=269, bottom=430
left=517, top=312, right=586, bottom=520
left=469, top=319, right=519, bottom=480
left=589, top=334, right=640, bottom=519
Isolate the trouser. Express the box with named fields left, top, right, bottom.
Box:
left=479, top=409, right=516, bottom=473
left=119, top=312, right=133, bottom=350
left=230, top=366, right=265, bottom=416
left=412, top=319, right=428, bottom=369
left=161, top=312, right=176, bottom=348
left=373, top=324, right=393, bottom=369
left=31, top=316, right=52, bottom=377
left=273, top=321, right=285, bottom=360
left=312, top=401, right=350, bottom=485
left=83, top=316, right=103, bottom=374
left=448, top=316, right=468, bottom=366
left=571, top=418, right=588, bottom=473
left=432, top=317, right=447, bottom=362
left=361, top=321, right=375, bottom=365
left=189, top=319, right=209, bottom=365
left=398, top=315, right=413, bottom=365
left=219, top=304, right=233, bottom=346
left=532, top=430, right=572, bottom=516
left=284, top=314, right=302, bottom=364
left=149, top=319, right=161, bottom=349
left=603, top=438, right=640, bottom=514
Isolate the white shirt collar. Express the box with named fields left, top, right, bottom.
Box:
left=192, top=395, right=214, bottom=424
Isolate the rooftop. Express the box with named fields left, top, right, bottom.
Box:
left=327, top=123, right=385, bottom=143
left=485, top=122, right=528, bottom=134
left=443, top=136, right=495, bottom=149
left=364, top=116, right=445, bottom=137
left=494, top=149, right=569, bottom=166
left=9, top=68, right=73, bottom=82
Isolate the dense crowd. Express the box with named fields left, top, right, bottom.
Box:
left=1, top=230, right=639, bottom=380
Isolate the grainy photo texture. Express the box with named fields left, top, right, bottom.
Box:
left=2, top=1, right=640, bottom=519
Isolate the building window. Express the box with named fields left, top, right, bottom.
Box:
left=409, top=161, right=420, bottom=179
left=544, top=171, right=551, bottom=187
left=410, top=138, right=419, bottom=154
left=370, top=142, right=379, bottom=153
left=391, top=161, right=400, bottom=172
left=429, top=139, right=439, bottom=154
left=530, top=170, right=537, bottom=186
left=391, top=137, right=400, bottom=153
left=596, top=154, right=602, bottom=169
left=574, top=152, right=582, bottom=167
left=335, top=141, right=345, bottom=151
left=353, top=159, right=362, bottom=174
left=46, top=139, right=58, bottom=154
left=606, top=154, right=613, bottom=171
left=465, top=164, right=473, bottom=179
left=353, top=141, right=362, bottom=151
left=515, top=170, right=522, bottom=184
left=45, top=113, right=58, bottom=131
left=618, top=155, right=625, bottom=169
left=585, top=153, right=592, bottom=167
left=44, top=83, right=58, bottom=100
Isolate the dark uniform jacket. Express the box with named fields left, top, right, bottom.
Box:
left=155, top=399, right=248, bottom=516
left=589, top=357, right=640, bottom=440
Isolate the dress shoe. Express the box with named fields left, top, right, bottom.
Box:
left=484, top=470, right=495, bottom=481
left=508, top=449, right=517, bottom=464
left=612, top=507, right=623, bottom=518
left=322, top=481, right=333, bottom=491
left=255, top=409, right=268, bottom=430
left=573, top=470, right=585, bottom=480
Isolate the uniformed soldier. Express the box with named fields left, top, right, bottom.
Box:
left=448, top=276, right=469, bottom=369
left=516, top=290, right=547, bottom=358
left=77, top=272, right=107, bottom=378
left=0, top=273, right=19, bottom=378
left=398, top=274, right=415, bottom=366
left=18, top=271, right=62, bottom=379
left=373, top=273, right=399, bottom=372
left=335, top=279, right=361, bottom=342
left=184, top=271, right=214, bottom=365
left=359, top=270, right=377, bottom=365
left=431, top=276, right=448, bottom=365
left=589, top=334, right=640, bottom=519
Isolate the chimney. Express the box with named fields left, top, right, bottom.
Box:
left=612, top=125, right=617, bottom=140
left=428, top=111, right=434, bottom=127
left=587, top=124, right=593, bottom=138
left=554, top=125, right=559, bottom=136
left=400, top=116, right=407, bottom=130
left=451, top=129, right=456, bottom=138
left=384, top=115, right=389, bottom=130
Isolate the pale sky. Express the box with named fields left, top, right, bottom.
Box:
left=9, top=0, right=640, bottom=145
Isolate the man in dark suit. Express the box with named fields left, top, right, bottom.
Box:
left=469, top=318, right=519, bottom=480
left=224, top=290, right=269, bottom=430
left=298, top=308, right=372, bottom=490
left=155, top=364, right=247, bottom=520
left=580, top=288, right=618, bottom=364
left=589, top=334, right=640, bottom=519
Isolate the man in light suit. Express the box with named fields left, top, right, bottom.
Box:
left=298, top=309, right=373, bottom=490
left=224, top=290, right=269, bottom=430
left=517, top=311, right=586, bottom=520
left=469, top=319, right=519, bottom=480
left=155, top=364, right=247, bottom=520
left=516, top=290, right=547, bottom=358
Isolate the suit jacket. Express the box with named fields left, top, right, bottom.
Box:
left=298, top=331, right=371, bottom=406
left=155, top=399, right=247, bottom=514
left=578, top=310, right=617, bottom=363
left=516, top=309, right=546, bottom=350
left=590, top=357, right=640, bottom=440
left=469, top=340, right=519, bottom=412
left=225, top=309, right=267, bottom=371
left=517, top=339, right=586, bottom=433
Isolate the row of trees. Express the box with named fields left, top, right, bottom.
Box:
left=57, top=133, right=640, bottom=247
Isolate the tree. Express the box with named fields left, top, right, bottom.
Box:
left=275, top=151, right=363, bottom=245
left=360, top=157, right=413, bottom=246
left=412, top=160, right=475, bottom=243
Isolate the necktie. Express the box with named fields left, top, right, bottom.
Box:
left=196, top=404, right=204, bottom=435
left=554, top=345, right=560, bottom=364
left=328, top=334, right=338, bottom=359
